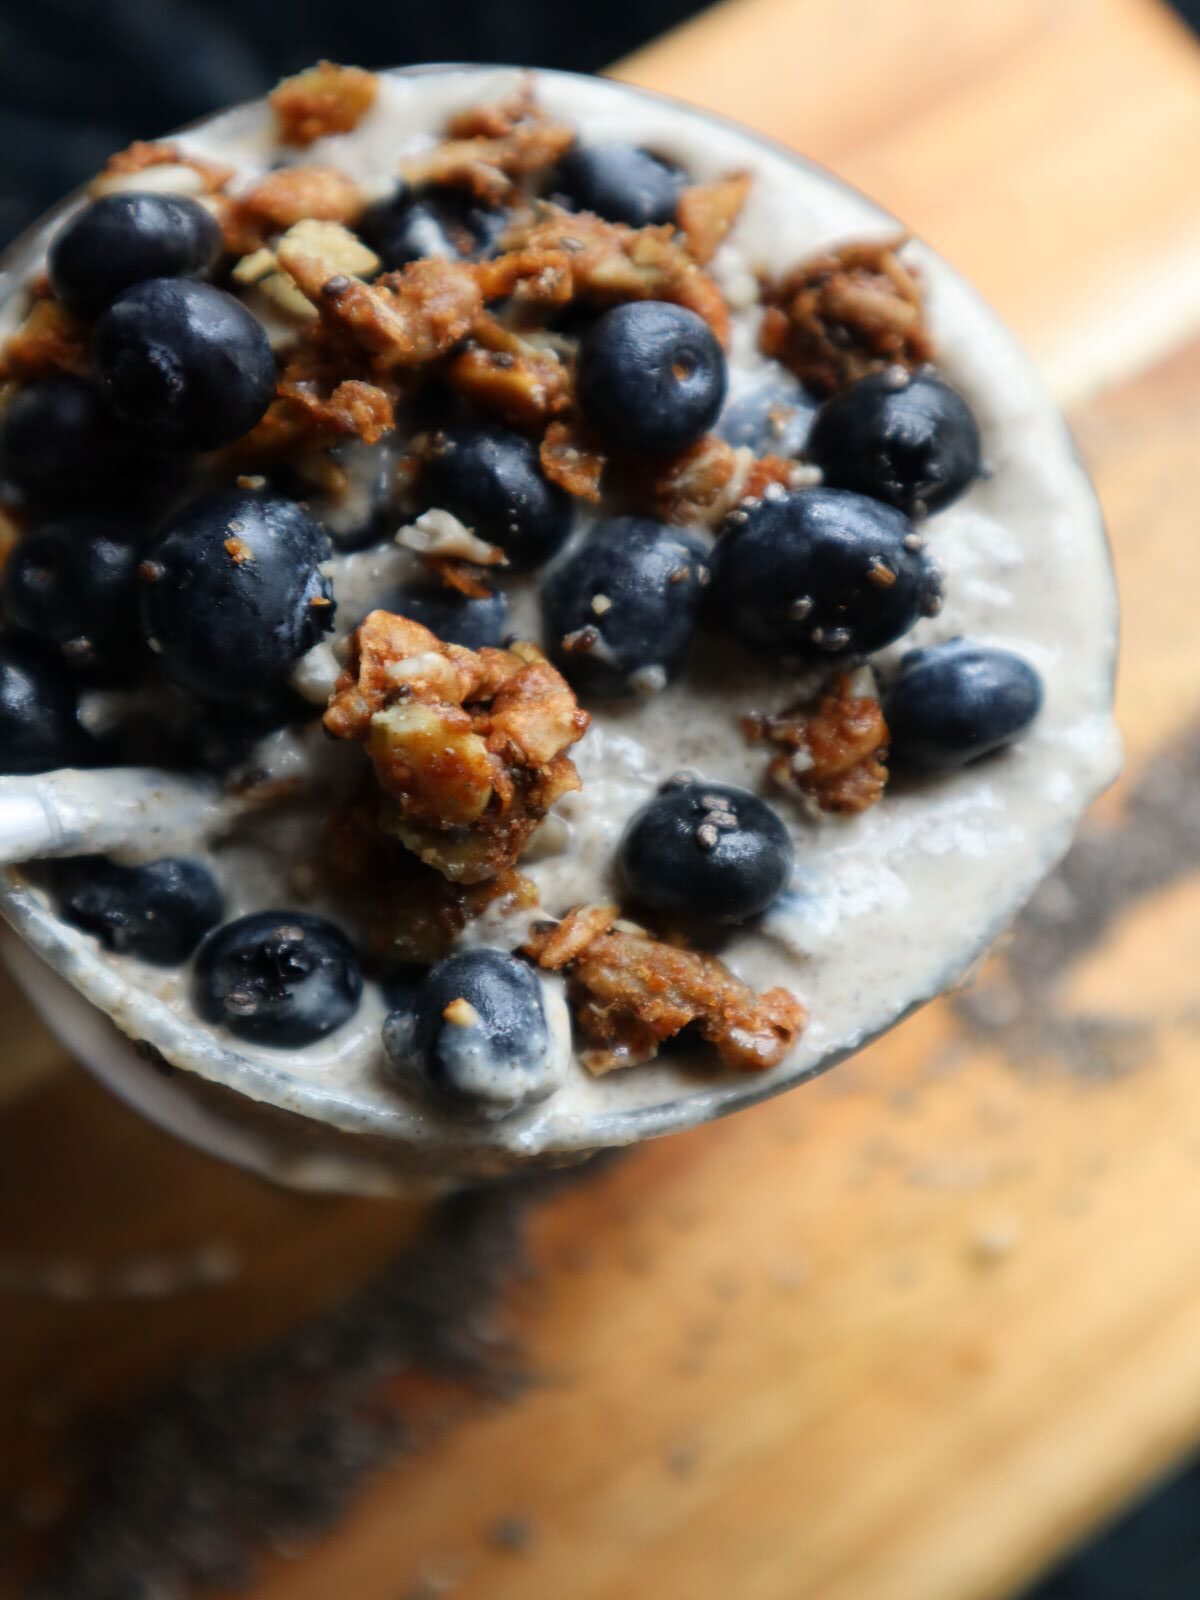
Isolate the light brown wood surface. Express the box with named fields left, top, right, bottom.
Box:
left=6, top=2, right=1200, bottom=1596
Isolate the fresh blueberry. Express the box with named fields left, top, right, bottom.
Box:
left=577, top=301, right=726, bottom=456
left=807, top=369, right=982, bottom=516
left=139, top=490, right=334, bottom=702
left=193, top=910, right=363, bottom=1047
left=93, top=279, right=275, bottom=451
left=712, top=487, right=942, bottom=659
left=48, top=192, right=223, bottom=317
left=0, top=637, right=96, bottom=773
left=359, top=182, right=507, bottom=269
left=382, top=947, right=561, bottom=1120
left=389, top=584, right=508, bottom=650
left=422, top=425, right=571, bottom=572
left=5, top=519, right=143, bottom=675
left=554, top=143, right=686, bottom=227
left=619, top=778, right=794, bottom=923
left=1, top=376, right=170, bottom=507
left=884, top=639, right=1043, bottom=769
left=543, top=516, right=709, bottom=697
left=717, top=369, right=817, bottom=458
left=52, top=856, right=223, bottom=965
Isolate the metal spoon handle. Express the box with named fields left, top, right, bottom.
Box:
left=0, top=770, right=222, bottom=866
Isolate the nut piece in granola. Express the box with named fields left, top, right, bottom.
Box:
left=2, top=299, right=88, bottom=380
left=324, top=611, right=590, bottom=883
left=400, top=82, right=574, bottom=204
left=743, top=671, right=889, bottom=815
left=677, top=172, right=752, bottom=265
left=760, top=235, right=933, bottom=395
left=277, top=247, right=483, bottom=371
left=524, top=905, right=806, bottom=1073
left=271, top=62, right=379, bottom=147
left=500, top=205, right=731, bottom=344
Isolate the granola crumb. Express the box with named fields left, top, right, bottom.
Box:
left=540, top=420, right=606, bottom=503
left=90, top=140, right=234, bottom=198
left=324, top=612, right=589, bottom=883
left=677, top=172, right=752, bottom=265
left=524, top=906, right=805, bottom=1072
left=760, top=235, right=933, bottom=394
left=1, top=298, right=87, bottom=380
left=743, top=672, right=890, bottom=815
left=271, top=61, right=379, bottom=147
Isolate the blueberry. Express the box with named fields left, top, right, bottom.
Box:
left=717, top=369, right=817, bottom=458
left=619, top=779, right=793, bottom=923
left=884, top=639, right=1043, bottom=769
left=389, top=584, right=508, bottom=650
left=577, top=301, right=726, bottom=456
left=1, top=376, right=169, bottom=507
left=382, top=947, right=561, bottom=1120
left=712, top=487, right=942, bottom=659
left=808, top=369, right=982, bottom=516
left=193, top=910, right=363, bottom=1047
left=422, top=426, right=571, bottom=571
left=554, top=143, right=686, bottom=227
left=93, top=279, right=275, bottom=450
left=48, top=192, right=223, bottom=317
left=543, top=516, right=709, bottom=697
left=359, top=183, right=507, bottom=269
left=5, top=519, right=143, bottom=675
left=0, top=637, right=96, bottom=773
left=52, top=856, right=223, bottom=965
left=139, top=490, right=334, bottom=702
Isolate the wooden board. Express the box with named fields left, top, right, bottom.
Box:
left=6, top=2, right=1200, bottom=1596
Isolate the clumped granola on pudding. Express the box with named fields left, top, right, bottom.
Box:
left=324, top=609, right=589, bottom=883
left=0, top=63, right=1048, bottom=1131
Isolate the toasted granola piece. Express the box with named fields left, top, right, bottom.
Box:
left=760, top=235, right=933, bottom=395
left=322, top=797, right=537, bottom=963
left=211, top=328, right=398, bottom=463
left=474, top=246, right=574, bottom=306
left=324, top=611, right=589, bottom=883
left=445, top=314, right=571, bottom=428
left=677, top=172, right=752, bottom=265
left=90, top=141, right=234, bottom=198
left=639, top=433, right=738, bottom=525
left=739, top=452, right=804, bottom=501
left=524, top=905, right=806, bottom=1072
left=234, top=218, right=380, bottom=323
left=279, top=372, right=395, bottom=446
left=401, top=84, right=574, bottom=203
left=2, top=299, right=88, bottom=379
left=0, top=505, right=24, bottom=573
left=278, top=247, right=482, bottom=371
left=271, top=62, right=379, bottom=147
left=540, top=419, right=605, bottom=503
left=502, top=205, right=731, bottom=344
left=424, top=556, right=499, bottom=599
left=225, top=165, right=365, bottom=255
left=743, top=671, right=889, bottom=815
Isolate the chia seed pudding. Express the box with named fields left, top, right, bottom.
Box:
left=0, top=64, right=1120, bottom=1179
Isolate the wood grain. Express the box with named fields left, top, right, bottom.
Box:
left=5, top=2, right=1200, bottom=1597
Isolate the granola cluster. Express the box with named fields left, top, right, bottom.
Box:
left=524, top=905, right=806, bottom=1073
left=324, top=610, right=589, bottom=884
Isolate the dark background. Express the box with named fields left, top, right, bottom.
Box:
left=2, top=0, right=1200, bottom=1594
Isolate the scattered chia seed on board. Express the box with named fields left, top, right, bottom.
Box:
left=25, top=1176, right=580, bottom=1600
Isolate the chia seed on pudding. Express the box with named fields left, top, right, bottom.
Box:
left=0, top=64, right=1119, bottom=1173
